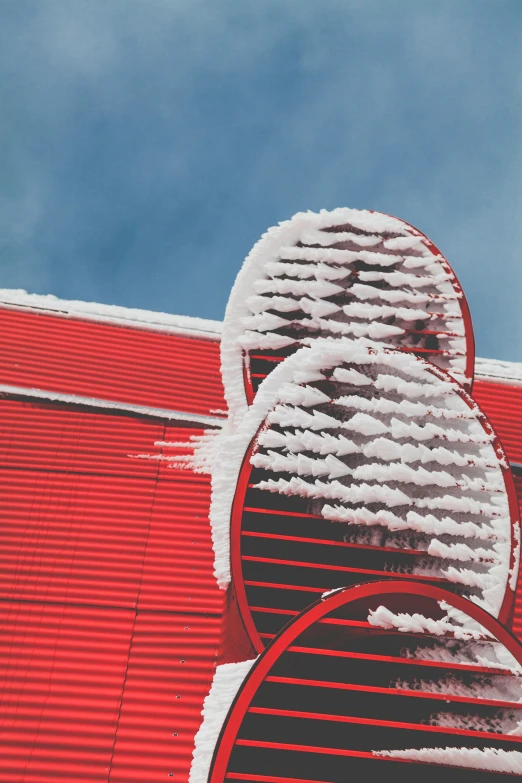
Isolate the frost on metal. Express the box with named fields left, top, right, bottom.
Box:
left=221, top=208, right=472, bottom=426
left=367, top=594, right=522, bottom=765
left=189, top=658, right=257, bottom=783
left=373, top=748, right=522, bottom=773
left=208, top=341, right=518, bottom=614
left=0, top=288, right=222, bottom=339
left=205, top=584, right=522, bottom=782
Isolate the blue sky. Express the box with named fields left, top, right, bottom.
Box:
left=1, top=0, right=521, bottom=360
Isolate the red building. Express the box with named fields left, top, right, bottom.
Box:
left=0, top=288, right=521, bottom=781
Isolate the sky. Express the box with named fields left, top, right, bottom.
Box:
left=1, top=0, right=521, bottom=361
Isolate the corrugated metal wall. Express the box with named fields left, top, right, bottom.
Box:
left=0, top=394, right=224, bottom=782
left=109, top=613, right=221, bottom=782
left=0, top=601, right=133, bottom=782
left=473, top=379, right=522, bottom=640
left=0, top=308, right=225, bottom=416
left=473, top=379, right=522, bottom=464
left=3, top=300, right=522, bottom=782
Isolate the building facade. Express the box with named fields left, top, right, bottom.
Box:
left=0, top=289, right=521, bottom=781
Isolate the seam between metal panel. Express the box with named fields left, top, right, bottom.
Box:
left=108, top=425, right=179, bottom=781
left=0, top=596, right=223, bottom=618
left=0, top=299, right=222, bottom=341
left=107, top=607, right=138, bottom=782
left=0, top=463, right=207, bottom=482
left=0, top=384, right=225, bottom=427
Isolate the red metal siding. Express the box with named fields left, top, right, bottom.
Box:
left=0, top=400, right=221, bottom=614
left=0, top=308, right=225, bottom=417
left=0, top=394, right=223, bottom=781
left=0, top=469, right=156, bottom=607
left=139, top=479, right=223, bottom=615
left=473, top=379, right=522, bottom=464
left=109, top=613, right=221, bottom=783
left=473, top=381, right=522, bottom=640
left=0, top=601, right=134, bottom=783
left=0, top=399, right=163, bottom=478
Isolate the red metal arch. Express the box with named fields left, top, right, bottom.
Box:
left=243, top=213, right=476, bottom=406
left=377, top=211, right=476, bottom=393
left=209, top=581, right=522, bottom=783
left=231, top=358, right=520, bottom=654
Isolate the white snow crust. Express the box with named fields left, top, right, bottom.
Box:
left=475, top=356, right=522, bottom=388
left=374, top=747, right=522, bottom=773
left=0, top=383, right=225, bottom=426
left=221, top=208, right=471, bottom=426
left=0, top=288, right=222, bottom=340
left=365, top=594, right=522, bottom=752
left=189, top=658, right=257, bottom=783
left=367, top=605, right=490, bottom=641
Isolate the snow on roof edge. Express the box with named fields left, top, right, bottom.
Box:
left=2, top=289, right=521, bottom=387
left=475, top=357, right=522, bottom=388
left=0, top=289, right=222, bottom=341
left=0, top=384, right=225, bottom=427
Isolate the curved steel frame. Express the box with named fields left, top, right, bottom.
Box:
left=241, top=213, right=476, bottom=407
left=230, top=352, right=520, bottom=653
left=209, top=579, right=522, bottom=783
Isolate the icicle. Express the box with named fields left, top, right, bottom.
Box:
left=246, top=294, right=304, bottom=314
left=279, top=243, right=429, bottom=268
left=383, top=235, right=427, bottom=251
left=374, top=374, right=456, bottom=398
left=343, top=412, right=389, bottom=436
left=336, top=394, right=478, bottom=421
left=277, top=383, right=331, bottom=407
left=342, top=302, right=436, bottom=322
left=351, top=282, right=460, bottom=304
left=368, top=605, right=487, bottom=640
left=299, top=228, right=385, bottom=248
left=358, top=269, right=452, bottom=289
left=238, top=331, right=296, bottom=350
left=427, top=540, right=500, bottom=564
left=263, top=259, right=348, bottom=282
left=373, top=748, right=522, bottom=774
left=332, top=366, right=372, bottom=385
left=253, top=277, right=344, bottom=298
left=241, top=312, right=290, bottom=331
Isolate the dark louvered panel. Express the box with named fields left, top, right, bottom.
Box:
left=210, top=583, right=522, bottom=783
left=109, top=612, right=222, bottom=783
left=467, top=381, right=522, bottom=640
left=229, top=346, right=519, bottom=651
left=0, top=601, right=134, bottom=782
left=0, top=307, right=226, bottom=417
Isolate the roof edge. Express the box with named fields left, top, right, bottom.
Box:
left=0, top=289, right=222, bottom=341
left=2, top=290, right=521, bottom=387
left=475, top=357, right=522, bottom=388
left=0, top=383, right=225, bottom=427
